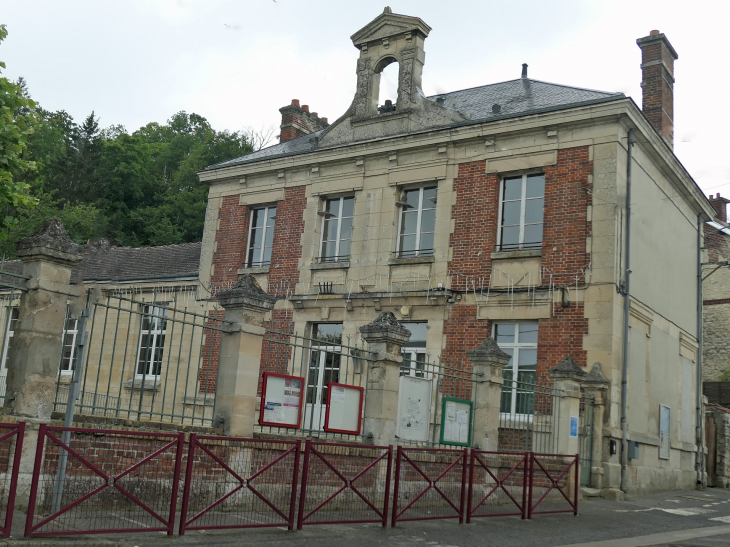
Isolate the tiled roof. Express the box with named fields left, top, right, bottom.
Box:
left=206, top=78, right=623, bottom=171
left=73, top=242, right=201, bottom=284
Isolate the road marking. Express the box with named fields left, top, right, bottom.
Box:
left=710, top=516, right=730, bottom=523
left=557, top=524, right=730, bottom=547
left=615, top=507, right=714, bottom=516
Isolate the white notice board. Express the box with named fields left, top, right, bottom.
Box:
left=396, top=376, right=432, bottom=442
left=440, top=397, right=473, bottom=446
left=324, top=383, right=364, bottom=435
left=260, top=373, right=304, bottom=428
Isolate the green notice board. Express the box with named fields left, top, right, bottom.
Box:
left=439, top=397, right=473, bottom=447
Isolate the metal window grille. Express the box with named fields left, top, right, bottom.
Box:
left=498, top=173, right=544, bottom=251
left=397, top=186, right=437, bottom=258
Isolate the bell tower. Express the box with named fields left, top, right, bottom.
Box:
left=318, top=8, right=465, bottom=147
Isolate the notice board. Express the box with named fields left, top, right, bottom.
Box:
left=324, top=382, right=364, bottom=435
left=396, top=376, right=432, bottom=442
left=439, top=397, right=473, bottom=446
left=259, top=372, right=304, bottom=428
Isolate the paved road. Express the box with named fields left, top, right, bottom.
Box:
left=10, top=489, right=730, bottom=546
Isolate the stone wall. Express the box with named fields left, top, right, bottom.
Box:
left=703, top=227, right=730, bottom=380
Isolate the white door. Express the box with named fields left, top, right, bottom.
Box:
left=303, top=346, right=341, bottom=431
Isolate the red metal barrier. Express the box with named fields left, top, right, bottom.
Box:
left=0, top=422, right=24, bottom=538
left=466, top=450, right=528, bottom=522
left=391, top=446, right=468, bottom=526
left=24, top=424, right=184, bottom=537
left=527, top=452, right=579, bottom=518
left=297, top=440, right=392, bottom=528
left=179, top=435, right=301, bottom=534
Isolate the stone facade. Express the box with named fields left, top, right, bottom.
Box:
left=702, top=213, right=730, bottom=381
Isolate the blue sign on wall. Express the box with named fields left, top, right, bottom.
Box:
left=569, top=416, right=579, bottom=438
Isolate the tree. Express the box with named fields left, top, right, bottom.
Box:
left=0, top=25, right=38, bottom=238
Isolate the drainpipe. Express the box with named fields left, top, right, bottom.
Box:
left=620, top=129, right=633, bottom=494
left=696, top=214, right=705, bottom=487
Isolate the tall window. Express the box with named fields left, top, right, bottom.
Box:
left=398, top=186, right=437, bottom=258
left=246, top=206, right=276, bottom=268
left=0, top=307, right=19, bottom=371
left=136, top=306, right=168, bottom=377
left=499, top=174, right=544, bottom=250
left=495, top=322, right=538, bottom=415
left=60, top=315, right=79, bottom=374
left=319, top=196, right=354, bottom=263
left=401, top=322, right=427, bottom=378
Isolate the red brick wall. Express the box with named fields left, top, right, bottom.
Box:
left=536, top=303, right=588, bottom=377
left=267, top=186, right=307, bottom=297
left=259, top=309, right=296, bottom=394
left=199, top=310, right=225, bottom=394
left=279, top=100, right=329, bottom=143
left=441, top=305, right=491, bottom=399
left=705, top=224, right=730, bottom=263
left=211, top=195, right=250, bottom=291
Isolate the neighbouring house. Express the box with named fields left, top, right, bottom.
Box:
left=196, top=9, right=716, bottom=495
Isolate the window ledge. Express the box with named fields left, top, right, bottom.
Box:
left=309, top=261, right=350, bottom=271
left=238, top=266, right=270, bottom=275
left=124, top=378, right=161, bottom=392
left=491, top=249, right=542, bottom=260
left=389, top=256, right=435, bottom=266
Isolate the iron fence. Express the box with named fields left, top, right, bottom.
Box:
left=498, top=377, right=561, bottom=454
left=579, top=394, right=594, bottom=486
left=53, top=293, right=225, bottom=427
left=0, top=422, right=24, bottom=538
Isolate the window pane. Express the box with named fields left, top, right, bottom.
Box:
left=313, top=323, right=343, bottom=344
left=262, top=245, right=273, bottom=265
left=496, top=324, right=515, bottom=344
left=500, top=367, right=514, bottom=413
left=252, top=209, right=264, bottom=228
left=324, top=240, right=337, bottom=259
left=418, top=232, right=434, bottom=253
left=518, top=348, right=537, bottom=367
left=405, top=189, right=420, bottom=208
left=501, top=226, right=520, bottom=248
left=400, top=234, right=417, bottom=255
left=338, top=239, right=351, bottom=259
left=250, top=226, right=263, bottom=250
left=402, top=210, right=418, bottom=234
left=422, top=187, right=437, bottom=205
left=324, top=217, right=338, bottom=241
left=247, top=247, right=258, bottom=266
left=420, top=209, right=436, bottom=233
left=339, top=217, right=353, bottom=240
left=525, top=198, right=544, bottom=224
left=503, top=177, right=522, bottom=201
left=404, top=322, right=428, bottom=345
left=264, top=225, right=275, bottom=247
left=501, top=201, right=521, bottom=226
left=267, top=207, right=277, bottom=225
left=526, top=174, right=545, bottom=198
left=341, top=197, right=354, bottom=217
left=523, top=224, right=543, bottom=247
left=518, top=323, right=539, bottom=344
left=326, top=199, right=340, bottom=217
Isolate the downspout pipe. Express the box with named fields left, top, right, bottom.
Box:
left=620, top=129, right=633, bottom=494
left=697, top=214, right=705, bottom=487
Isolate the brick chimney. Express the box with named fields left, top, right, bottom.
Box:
left=709, top=193, right=730, bottom=223
left=278, top=99, right=330, bottom=143
left=637, top=30, right=678, bottom=148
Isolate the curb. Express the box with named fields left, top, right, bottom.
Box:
left=1, top=540, right=120, bottom=547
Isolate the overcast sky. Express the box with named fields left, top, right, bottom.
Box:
left=2, top=0, right=728, bottom=197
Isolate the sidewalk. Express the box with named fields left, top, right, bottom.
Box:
left=5, top=489, right=730, bottom=547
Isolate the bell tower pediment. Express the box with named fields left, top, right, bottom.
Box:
left=318, top=7, right=466, bottom=148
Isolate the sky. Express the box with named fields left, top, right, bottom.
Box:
left=1, top=0, right=729, bottom=197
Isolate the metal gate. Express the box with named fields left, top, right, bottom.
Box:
left=467, top=450, right=528, bottom=521
left=527, top=452, right=579, bottom=517
left=391, top=446, right=468, bottom=525
left=297, top=440, right=392, bottom=528
left=25, top=425, right=184, bottom=537
left=179, top=435, right=301, bottom=534
left=0, top=422, right=24, bottom=538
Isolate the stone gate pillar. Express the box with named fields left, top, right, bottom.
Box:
left=582, top=362, right=611, bottom=489
left=6, top=218, right=82, bottom=419
left=467, top=337, right=512, bottom=451
left=359, top=312, right=411, bottom=446
left=549, top=356, right=587, bottom=456
left=215, top=275, right=276, bottom=437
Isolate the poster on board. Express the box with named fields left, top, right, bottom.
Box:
left=440, top=397, right=473, bottom=446
left=324, top=382, right=364, bottom=435
left=659, top=405, right=670, bottom=460
left=259, top=372, right=304, bottom=428
left=396, top=376, right=432, bottom=442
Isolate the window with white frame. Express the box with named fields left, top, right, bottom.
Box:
left=60, top=315, right=79, bottom=374
left=246, top=205, right=276, bottom=268
left=0, top=307, right=19, bottom=371
left=400, top=322, right=428, bottom=378
left=136, top=306, right=168, bottom=377
left=498, top=174, right=544, bottom=251
left=319, top=196, right=354, bottom=263
left=397, top=186, right=437, bottom=258
left=495, top=322, right=538, bottom=415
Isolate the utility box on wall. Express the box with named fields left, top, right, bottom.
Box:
left=628, top=440, right=640, bottom=460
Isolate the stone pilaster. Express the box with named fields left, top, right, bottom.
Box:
left=6, top=218, right=82, bottom=419
left=467, top=337, right=511, bottom=450
left=581, top=363, right=611, bottom=489
left=359, top=312, right=411, bottom=446
left=549, top=356, right=587, bottom=456
left=215, top=275, right=276, bottom=437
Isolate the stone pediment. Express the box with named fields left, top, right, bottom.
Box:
left=351, top=10, right=431, bottom=46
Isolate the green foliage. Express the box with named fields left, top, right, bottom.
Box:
left=0, top=25, right=38, bottom=238
left=0, top=64, right=257, bottom=254
left=719, top=369, right=730, bottom=382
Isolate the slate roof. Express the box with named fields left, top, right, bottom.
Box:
left=206, top=78, right=624, bottom=171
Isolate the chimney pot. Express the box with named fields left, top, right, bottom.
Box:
left=311, top=112, right=318, bottom=117
left=650, top=29, right=660, bottom=35
left=302, top=105, right=309, bottom=112
left=279, top=100, right=329, bottom=143
left=708, top=193, right=730, bottom=223
left=292, top=99, right=300, bottom=106
left=321, top=117, right=328, bottom=123
left=521, top=63, right=528, bottom=78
